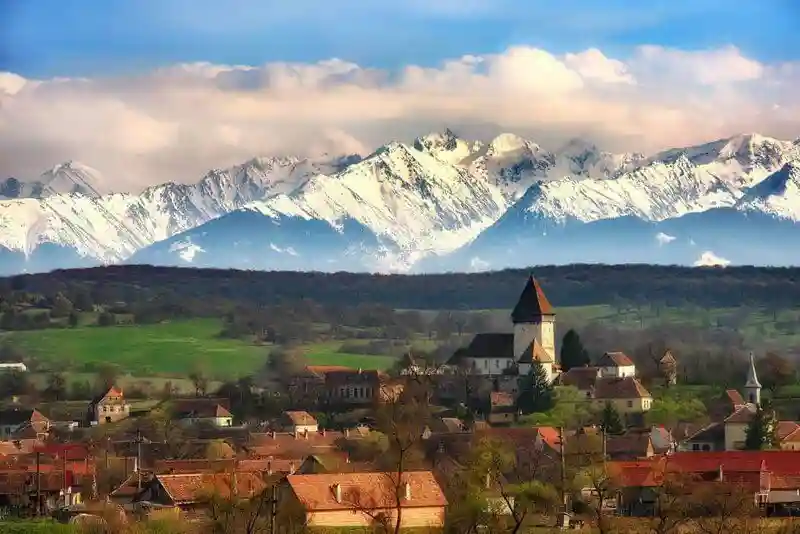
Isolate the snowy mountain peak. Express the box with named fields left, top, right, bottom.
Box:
left=487, top=133, right=542, bottom=157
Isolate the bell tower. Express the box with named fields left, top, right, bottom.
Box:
left=744, top=352, right=761, bottom=406
left=511, top=275, right=556, bottom=363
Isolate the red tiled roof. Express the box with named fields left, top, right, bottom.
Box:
left=536, top=427, right=561, bottom=448
left=157, top=472, right=266, bottom=504
left=286, top=471, right=447, bottom=511
left=511, top=276, right=554, bottom=321
left=156, top=458, right=298, bottom=475
left=490, top=392, right=514, bottom=408
left=284, top=411, right=318, bottom=426
left=593, top=377, right=651, bottom=399
left=724, top=404, right=757, bottom=424
left=666, top=451, right=800, bottom=475
left=560, top=367, right=600, bottom=390
left=725, top=390, right=746, bottom=407
left=777, top=421, right=800, bottom=441
left=597, top=352, right=635, bottom=367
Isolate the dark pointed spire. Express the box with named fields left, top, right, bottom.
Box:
left=511, top=275, right=554, bottom=323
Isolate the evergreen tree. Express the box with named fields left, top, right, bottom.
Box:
left=516, top=362, right=554, bottom=414
left=600, top=402, right=624, bottom=435
left=560, top=329, right=590, bottom=371
left=68, top=311, right=80, bottom=328
left=745, top=400, right=779, bottom=450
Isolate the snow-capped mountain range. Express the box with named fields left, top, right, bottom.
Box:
left=1, top=130, right=800, bottom=275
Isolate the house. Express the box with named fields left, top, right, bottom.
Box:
left=605, top=433, right=655, bottom=461
left=659, top=351, right=678, bottom=386
left=132, top=472, right=267, bottom=514
left=0, top=363, right=27, bottom=372
left=0, top=408, right=50, bottom=439
left=681, top=357, right=800, bottom=452
left=0, top=470, right=83, bottom=513
left=447, top=276, right=560, bottom=382
left=559, top=366, right=602, bottom=397
left=88, top=386, right=130, bottom=425
left=609, top=451, right=800, bottom=516
left=590, top=377, right=653, bottom=419
left=171, top=398, right=234, bottom=428
left=281, top=471, right=447, bottom=529
left=596, top=352, right=637, bottom=379
left=488, top=392, right=516, bottom=426
left=281, top=411, right=319, bottom=434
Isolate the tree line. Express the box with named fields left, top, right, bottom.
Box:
left=2, top=263, right=800, bottom=311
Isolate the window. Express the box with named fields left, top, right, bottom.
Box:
left=627, top=401, right=633, bottom=408
left=692, top=444, right=700, bottom=451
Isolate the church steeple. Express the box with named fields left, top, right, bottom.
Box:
left=744, top=352, right=761, bottom=406
left=511, top=275, right=557, bottom=378
left=511, top=275, right=555, bottom=324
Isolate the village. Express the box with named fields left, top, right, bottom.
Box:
left=0, top=275, right=799, bottom=533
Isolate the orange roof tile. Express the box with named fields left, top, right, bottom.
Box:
left=157, top=472, right=266, bottom=504
left=286, top=471, right=447, bottom=511
left=597, top=352, right=635, bottom=367
left=284, top=411, right=318, bottom=426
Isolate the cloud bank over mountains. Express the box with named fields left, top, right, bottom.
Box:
left=1, top=44, right=799, bottom=190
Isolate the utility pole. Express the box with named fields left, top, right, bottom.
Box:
left=135, top=427, right=144, bottom=491
left=559, top=426, right=568, bottom=519
left=35, top=451, right=41, bottom=516
left=269, top=483, right=277, bottom=534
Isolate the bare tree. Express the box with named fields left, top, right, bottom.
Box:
left=691, top=480, right=758, bottom=534
left=470, top=436, right=559, bottom=534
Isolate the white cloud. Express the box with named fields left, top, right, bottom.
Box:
left=1, top=44, right=798, bottom=191
left=693, top=251, right=731, bottom=267
left=655, top=232, right=676, bottom=246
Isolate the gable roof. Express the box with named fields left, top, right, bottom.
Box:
left=284, top=411, right=318, bottom=427
left=724, top=404, right=757, bottom=424
left=593, top=377, right=651, bottom=399
left=154, top=472, right=266, bottom=504
left=659, top=351, right=677, bottom=365
left=560, top=367, right=601, bottom=390
left=490, top=391, right=514, bottom=408
left=511, top=276, right=554, bottom=323
left=606, top=433, right=654, bottom=459
left=91, top=386, right=125, bottom=405
left=286, top=471, right=447, bottom=511
left=0, top=408, right=47, bottom=427
left=461, top=333, right=514, bottom=360
left=517, top=338, right=553, bottom=364
left=725, top=389, right=746, bottom=407
left=596, top=352, right=634, bottom=367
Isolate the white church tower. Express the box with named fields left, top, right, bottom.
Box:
left=511, top=276, right=557, bottom=381
left=744, top=352, right=762, bottom=406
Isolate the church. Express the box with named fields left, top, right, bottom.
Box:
left=448, top=275, right=560, bottom=383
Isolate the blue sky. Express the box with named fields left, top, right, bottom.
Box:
left=3, top=0, right=799, bottom=77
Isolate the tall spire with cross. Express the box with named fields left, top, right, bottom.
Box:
left=744, top=352, right=761, bottom=406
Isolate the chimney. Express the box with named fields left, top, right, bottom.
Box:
left=270, top=431, right=276, bottom=439
left=485, top=472, right=491, bottom=490
left=345, top=428, right=350, bottom=438
left=289, top=461, right=296, bottom=474
left=267, top=459, right=273, bottom=476
left=717, top=464, right=724, bottom=482
left=333, top=483, right=342, bottom=503
left=303, top=429, right=309, bottom=439
left=403, top=481, right=411, bottom=500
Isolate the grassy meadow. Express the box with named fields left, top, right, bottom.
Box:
left=2, top=303, right=798, bottom=384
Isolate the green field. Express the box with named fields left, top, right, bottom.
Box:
left=3, top=303, right=798, bottom=383
left=303, top=342, right=396, bottom=370
left=2, top=319, right=266, bottom=379
left=2, top=318, right=396, bottom=380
